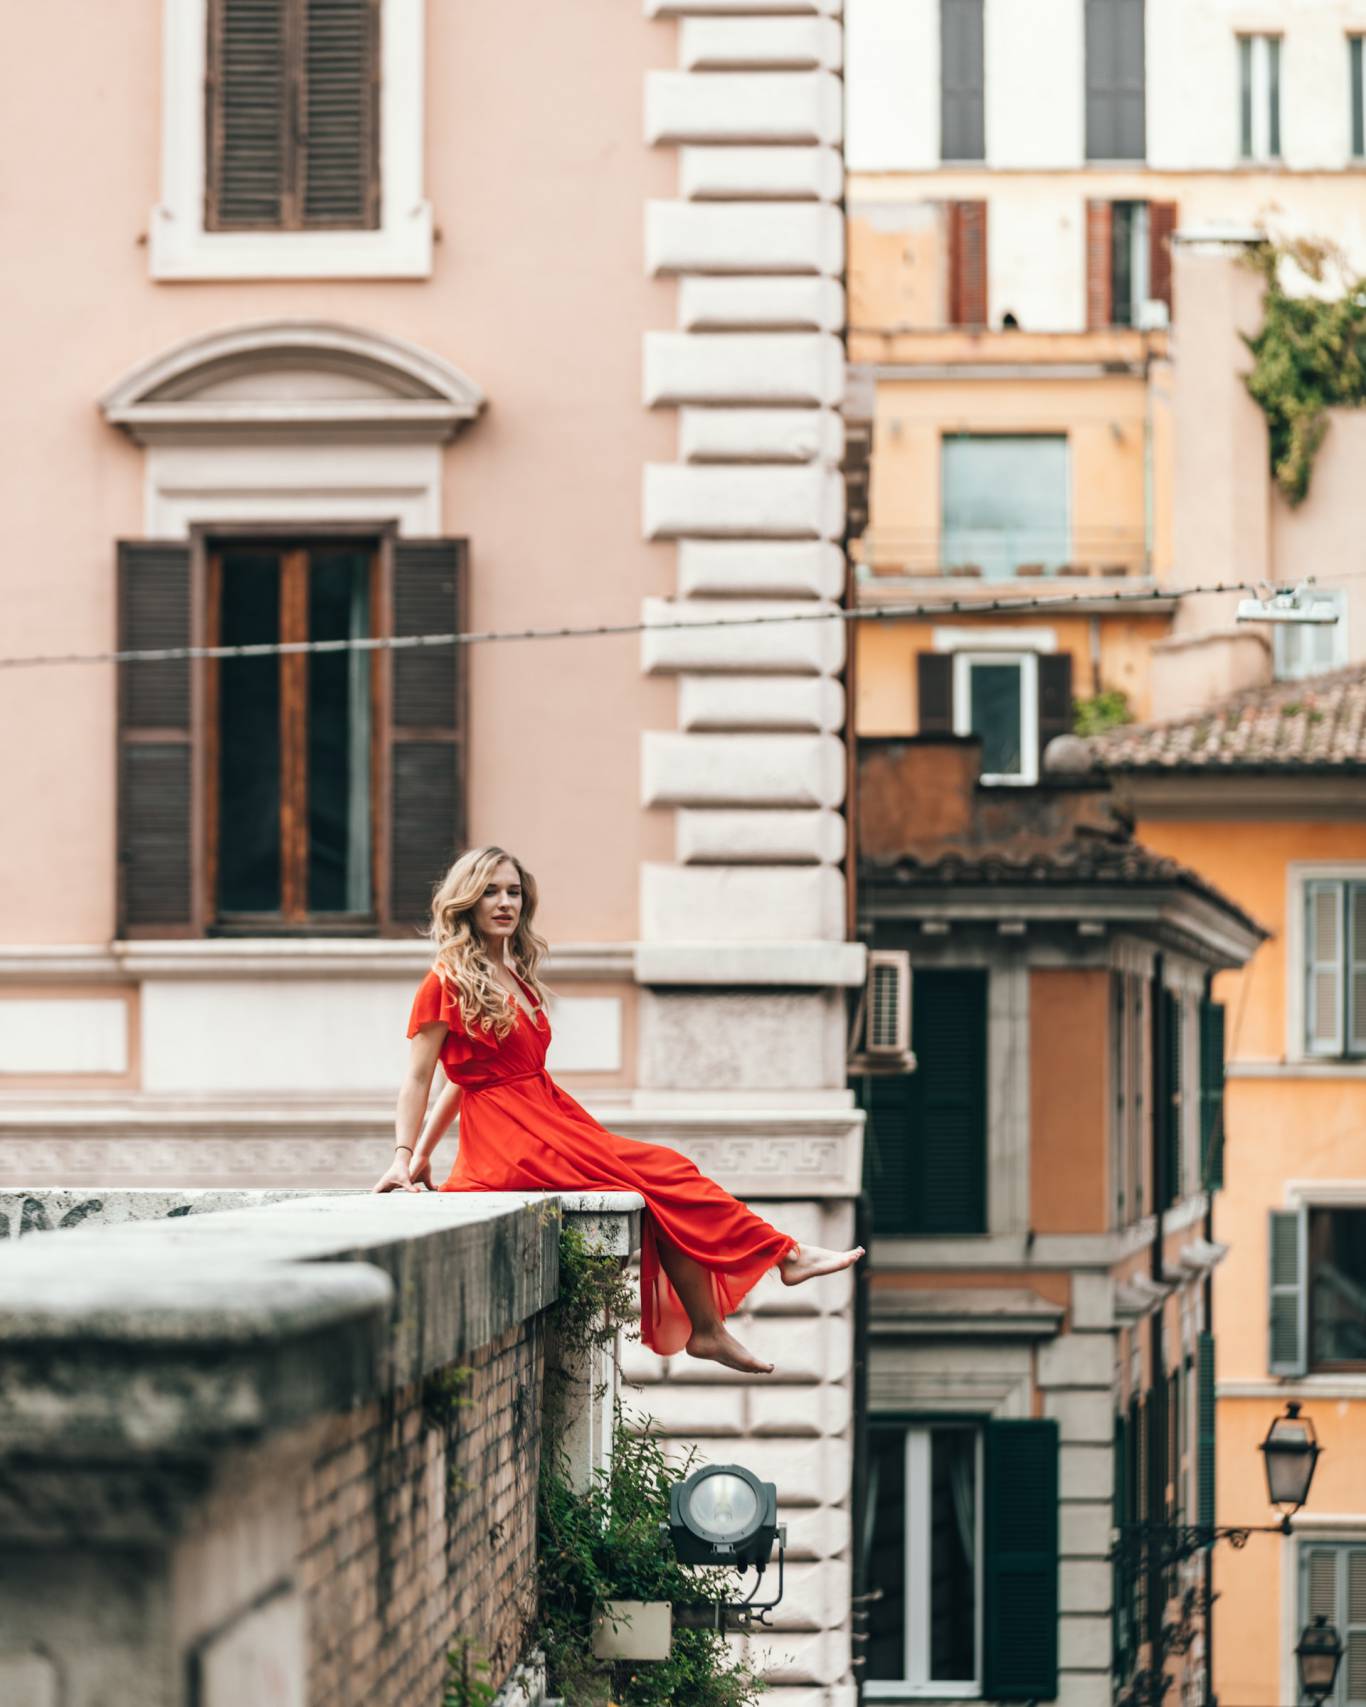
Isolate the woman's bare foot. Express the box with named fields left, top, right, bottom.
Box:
left=779, top=1242, right=865, bottom=1286
left=685, top=1324, right=775, bottom=1375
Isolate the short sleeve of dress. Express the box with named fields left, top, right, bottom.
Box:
left=407, top=970, right=465, bottom=1040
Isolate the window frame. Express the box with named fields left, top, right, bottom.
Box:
left=952, top=651, right=1039, bottom=786
left=940, top=432, right=1072, bottom=584
left=865, top=1420, right=985, bottom=1699
left=1307, top=1205, right=1366, bottom=1372
left=1239, top=33, right=1283, bottom=163
left=1296, top=1537, right=1366, bottom=1707
left=151, top=0, right=431, bottom=279
left=1286, top=867, right=1366, bottom=1065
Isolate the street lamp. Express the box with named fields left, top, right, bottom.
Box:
left=1261, top=1402, right=1322, bottom=1529
left=1296, top=1615, right=1344, bottom=1707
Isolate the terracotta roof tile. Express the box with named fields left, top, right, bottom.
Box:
left=1091, top=663, right=1366, bottom=771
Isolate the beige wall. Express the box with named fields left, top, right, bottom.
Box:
left=0, top=1, right=679, bottom=948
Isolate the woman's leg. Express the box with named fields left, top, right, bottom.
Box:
left=654, top=1234, right=775, bottom=1375
left=779, top=1240, right=865, bottom=1284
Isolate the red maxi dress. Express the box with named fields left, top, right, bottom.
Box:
left=408, top=970, right=796, bottom=1355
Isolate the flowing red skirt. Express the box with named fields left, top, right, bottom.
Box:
left=439, top=1071, right=794, bottom=1355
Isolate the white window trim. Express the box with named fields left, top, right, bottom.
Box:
left=1274, top=590, right=1348, bottom=680
left=865, top=1424, right=984, bottom=1700
left=1282, top=1531, right=1366, bottom=1707
left=932, top=627, right=1057, bottom=654
left=150, top=0, right=432, bottom=280
left=952, top=651, right=1039, bottom=786
left=1286, top=864, right=1366, bottom=1064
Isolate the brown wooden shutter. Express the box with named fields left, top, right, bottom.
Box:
left=207, top=0, right=290, bottom=228
left=1148, top=200, right=1178, bottom=318
left=381, top=540, right=467, bottom=934
left=947, top=200, right=988, bottom=327
left=917, top=653, right=955, bottom=735
left=1037, top=652, right=1074, bottom=770
left=206, top=0, right=379, bottom=231
left=302, top=0, right=381, bottom=227
left=117, top=543, right=200, bottom=937
left=1086, top=200, right=1113, bottom=330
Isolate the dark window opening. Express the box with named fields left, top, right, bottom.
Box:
left=1309, top=1208, right=1366, bottom=1367
left=212, top=541, right=375, bottom=926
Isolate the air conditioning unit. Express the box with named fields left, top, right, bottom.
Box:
left=867, top=950, right=911, bottom=1055
left=849, top=950, right=916, bottom=1074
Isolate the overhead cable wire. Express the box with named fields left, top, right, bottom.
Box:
left=0, top=578, right=1273, bottom=672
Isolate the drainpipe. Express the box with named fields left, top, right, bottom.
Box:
left=1142, top=330, right=1154, bottom=579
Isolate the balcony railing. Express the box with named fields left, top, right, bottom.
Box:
left=856, top=528, right=1149, bottom=582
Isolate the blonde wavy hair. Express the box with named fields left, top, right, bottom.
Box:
left=429, top=846, right=550, bottom=1039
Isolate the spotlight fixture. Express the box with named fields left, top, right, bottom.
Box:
left=665, top=1463, right=786, bottom=1631
left=1236, top=580, right=1340, bottom=625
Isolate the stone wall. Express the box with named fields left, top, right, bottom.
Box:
left=0, top=1188, right=640, bottom=1707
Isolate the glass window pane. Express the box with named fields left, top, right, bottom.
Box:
left=1111, top=202, right=1135, bottom=326
left=941, top=435, right=1070, bottom=579
left=1353, top=38, right=1364, bottom=158
left=218, top=550, right=281, bottom=913
left=970, top=661, right=1024, bottom=776
left=1268, top=36, right=1281, bottom=157
left=929, top=1428, right=977, bottom=1682
left=307, top=550, right=372, bottom=915
left=1239, top=37, right=1254, bottom=158
left=1309, top=1209, right=1366, bottom=1367
left=865, top=1427, right=908, bottom=1681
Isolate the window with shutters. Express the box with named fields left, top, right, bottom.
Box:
left=858, top=969, right=988, bottom=1237
left=1239, top=34, right=1282, bottom=162
left=941, top=435, right=1070, bottom=582
left=1299, top=1541, right=1366, bottom=1707
left=1111, top=971, right=1149, bottom=1225
left=1085, top=0, right=1146, bottom=161
left=1302, top=879, right=1366, bottom=1058
left=859, top=1419, right=1068, bottom=1699
left=1086, top=200, right=1177, bottom=329
left=940, top=0, right=985, bottom=163
left=1269, top=1205, right=1366, bottom=1374
left=116, top=535, right=465, bottom=938
left=865, top=1422, right=982, bottom=1694
left=151, top=0, right=430, bottom=278
left=206, top=0, right=379, bottom=231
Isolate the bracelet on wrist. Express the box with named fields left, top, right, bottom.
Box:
left=395, top=1144, right=414, bottom=1155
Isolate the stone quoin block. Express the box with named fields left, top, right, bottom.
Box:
left=677, top=538, right=846, bottom=599
left=679, top=275, right=846, bottom=332
left=747, top=1378, right=853, bottom=1437
left=678, top=675, right=846, bottom=733
left=679, top=16, right=843, bottom=70
left=620, top=1384, right=746, bottom=1436
left=643, top=463, right=845, bottom=540
left=755, top=1559, right=852, bottom=1633
left=677, top=806, right=847, bottom=865
left=1036, top=1332, right=1115, bottom=1390
left=641, top=597, right=845, bottom=675
left=681, top=144, right=843, bottom=202
left=663, top=1434, right=851, bottom=1508
left=680, top=406, right=845, bottom=465
left=640, top=862, right=846, bottom=943
left=641, top=730, right=846, bottom=807
left=636, top=987, right=847, bottom=1088
left=645, top=332, right=845, bottom=406
left=654, top=1313, right=848, bottom=1384
left=745, top=1627, right=853, bottom=1687
left=770, top=1503, right=852, bottom=1563
left=645, top=71, right=843, bottom=146
left=646, top=201, right=844, bottom=276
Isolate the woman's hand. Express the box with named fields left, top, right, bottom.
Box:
left=372, top=1150, right=431, bottom=1194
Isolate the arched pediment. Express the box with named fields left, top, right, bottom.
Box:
left=100, top=320, right=485, bottom=445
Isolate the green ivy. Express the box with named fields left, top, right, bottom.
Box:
left=1243, top=238, right=1366, bottom=506
left=537, top=1412, right=767, bottom=1707
left=1072, top=689, right=1132, bottom=738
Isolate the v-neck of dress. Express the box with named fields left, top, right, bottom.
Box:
left=503, top=968, right=543, bottom=1027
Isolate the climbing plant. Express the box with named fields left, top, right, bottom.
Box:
left=1072, top=689, right=1132, bottom=737
left=1243, top=237, right=1366, bottom=506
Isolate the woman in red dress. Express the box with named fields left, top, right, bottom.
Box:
left=373, top=846, right=862, bottom=1374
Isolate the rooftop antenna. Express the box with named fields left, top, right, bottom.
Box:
left=1236, top=579, right=1340, bottom=625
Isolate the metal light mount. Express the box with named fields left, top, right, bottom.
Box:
left=1236, top=579, right=1340, bottom=625
left=664, top=1463, right=786, bottom=1630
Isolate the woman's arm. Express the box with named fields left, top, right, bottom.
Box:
left=374, top=1024, right=447, bottom=1193
left=408, top=1077, right=463, bottom=1187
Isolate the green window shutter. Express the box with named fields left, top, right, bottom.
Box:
left=1197, top=1331, right=1216, bottom=1528
left=859, top=1070, right=918, bottom=1236
left=1200, top=998, right=1227, bottom=1190
left=912, top=969, right=988, bottom=1234
left=1269, top=1207, right=1309, bottom=1377
left=1159, top=988, right=1184, bottom=1206
left=984, top=1419, right=1060, bottom=1699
